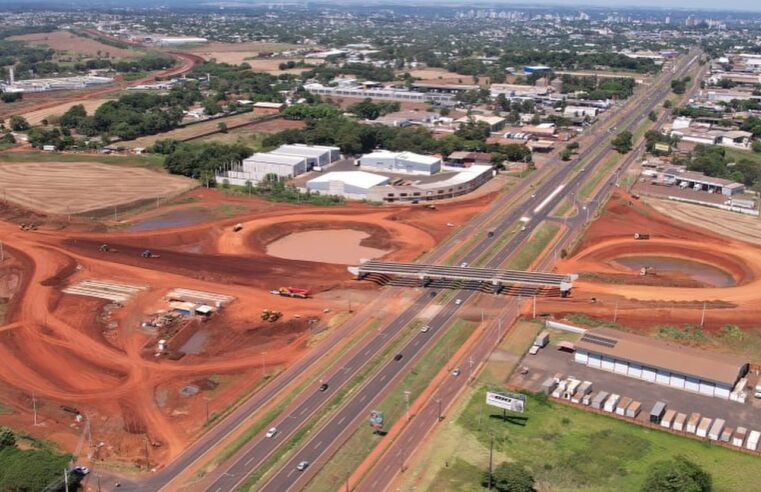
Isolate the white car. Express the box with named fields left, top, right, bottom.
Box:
left=266, top=427, right=278, bottom=438
left=460, top=262, right=468, bottom=267
left=454, top=299, right=462, bottom=305
left=421, top=325, right=430, bottom=333
left=72, top=466, right=90, bottom=475
left=451, top=368, right=461, bottom=377
left=755, top=385, right=761, bottom=399
left=297, top=461, right=310, bottom=471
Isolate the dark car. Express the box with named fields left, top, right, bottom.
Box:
left=394, top=353, right=403, bottom=361
left=319, top=383, right=329, bottom=392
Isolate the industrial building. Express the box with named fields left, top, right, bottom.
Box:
left=661, top=168, right=745, bottom=196
left=366, top=164, right=493, bottom=202
left=574, top=328, right=749, bottom=400
left=358, top=150, right=441, bottom=175
left=215, top=144, right=341, bottom=186
left=156, top=37, right=208, bottom=45
left=1, top=70, right=113, bottom=93
left=306, top=171, right=389, bottom=199
left=303, top=82, right=456, bottom=106
left=270, top=144, right=341, bottom=170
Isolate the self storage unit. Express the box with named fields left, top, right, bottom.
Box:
left=574, top=328, right=748, bottom=400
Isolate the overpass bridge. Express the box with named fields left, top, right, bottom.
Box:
left=353, top=260, right=578, bottom=296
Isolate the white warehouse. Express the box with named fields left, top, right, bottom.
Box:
left=575, top=328, right=748, bottom=400
left=358, top=150, right=441, bottom=175
left=306, top=171, right=390, bottom=199
left=216, top=153, right=307, bottom=186
left=270, top=144, right=341, bottom=170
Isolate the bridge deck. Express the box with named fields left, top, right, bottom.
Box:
left=357, top=260, right=576, bottom=289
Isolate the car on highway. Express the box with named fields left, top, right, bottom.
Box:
left=297, top=461, right=310, bottom=471
left=530, top=193, right=536, bottom=198
left=520, top=226, right=527, bottom=231
left=460, top=262, right=468, bottom=267
left=421, top=325, right=430, bottom=333
left=451, top=368, right=461, bottom=377
left=319, top=383, right=329, bottom=392
left=265, top=427, right=278, bottom=438
left=394, top=353, right=404, bottom=361
left=455, top=298, right=462, bottom=305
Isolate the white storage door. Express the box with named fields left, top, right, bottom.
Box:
left=642, top=366, right=657, bottom=382
left=685, top=376, right=700, bottom=392
left=656, top=370, right=670, bottom=385
left=669, top=373, right=685, bottom=389
left=699, top=381, right=715, bottom=396
left=588, top=353, right=602, bottom=368
left=627, top=363, right=643, bottom=378
left=714, top=385, right=731, bottom=400
left=601, top=356, right=615, bottom=371
left=614, top=360, right=629, bottom=374
left=574, top=350, right=589, bottom=364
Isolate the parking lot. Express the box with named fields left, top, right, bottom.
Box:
left=511, top=342, right=761, bottom=439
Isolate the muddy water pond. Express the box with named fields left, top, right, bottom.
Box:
left=266, top=229, right=389, bottom=265
left=616, top=255, right=735, bottom=287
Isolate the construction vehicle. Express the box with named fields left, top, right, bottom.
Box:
left=18, top=223, right=38, bottom=231
left=233, top=223, right=243, bottom=232
left=141, top=249, right=161, bottom=259
left=270, top=287, right=310, bottom=299
left=633, top=233, right=650, bottom=240
left=99, top=243, right=118, bottom=253
left=424, top=204, right=437, bottom=210
left=261, top=309, right=282, bottom=322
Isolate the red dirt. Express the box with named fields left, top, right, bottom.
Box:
left=0, top=187, right=491, bottom=470
left=540, top=191, right=761, bottom=333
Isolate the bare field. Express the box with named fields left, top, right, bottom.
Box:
left=646, top=197, right=761, bottom=246
left=21, top=98, right=110, bottom=126
left=8, top=30, right=137, bottom=58
left=119, top=112, right=263, bottom=149
left=187, top=41, right=301, bottom=66
left=0, top=161, right=196, bottom=215
left=403, top=68, right=452, bottom=79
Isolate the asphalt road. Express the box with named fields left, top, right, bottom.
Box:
left=255, top=52, right=700, bottom=492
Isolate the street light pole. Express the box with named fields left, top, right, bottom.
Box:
left=404, top=390, right=411, bottom=422
left=488, top=432, right=494, bottom=490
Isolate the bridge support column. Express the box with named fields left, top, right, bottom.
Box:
left=492, top=283, right=503, bottom=295
left=420, top=276, right=431, bottom=287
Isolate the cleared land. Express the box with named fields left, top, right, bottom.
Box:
left=186, top=41, right=301, bottom=66
left=0, top=161, right=196, bottom=215
left=21, top=98, right=110, bottom=126
left=8, top=30, right=137, bottom=58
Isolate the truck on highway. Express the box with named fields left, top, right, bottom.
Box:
left=633, top=233, right=650, bottom=240
left=270, top=287, right=310, bottom=299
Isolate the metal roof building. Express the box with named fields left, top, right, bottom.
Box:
left=306, top=171, right=389, bottom=199
left=574, top=328, right=748, bottom=400
left=216, top=152, right=307, bottom=186
left=358, top=150, right=441, bottom=175
left=271, top=144, right=341, bottom=169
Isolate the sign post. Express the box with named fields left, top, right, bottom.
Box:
left=485, top=391, right=526, bottom=420
left=369, top=410, right=384, bottom=433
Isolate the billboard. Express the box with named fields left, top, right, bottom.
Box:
left=485, top=391, right=526, bottom=413
left=369, top=410, right=384, bottom=430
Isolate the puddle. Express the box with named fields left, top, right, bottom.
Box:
left=266, top=229, right=389, bottom=265
left=616, top=255, right=735, bottom=287
left=127, top=209, right=213, bottom=232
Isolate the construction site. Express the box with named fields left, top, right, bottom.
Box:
left=0, top=185, right=492, bottom=470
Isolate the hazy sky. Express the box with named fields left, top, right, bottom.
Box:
left=512, top=0, right=761, bottom=12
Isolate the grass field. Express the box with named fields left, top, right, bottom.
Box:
left=9, top=30, right=137, bottom=58
left=504, top=223, right=560, bottom=270
left=21, top=98, right=111, bottom=126
left=197, top=126, right=267, bottom=148
left=725, top=147, right=761, bottom=167
left=0, top=151, right=164, bottom=168
left=305, top=318, right=477, bottom=492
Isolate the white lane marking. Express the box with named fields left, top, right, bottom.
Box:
left=287, top=469, right=295, bottom=478
left=314, top=441, right=323, bottom=450
left=245, top=454, right=257, bottom=466
left=380, top=374, right=387, bottom=382
left=338, top=416, right=346, bottom=425
left=533, top=184, right=565, bottom=214
left=360, top=394, right=367, bottom=403
left=300, top=407, right=307, bottom=415
left=364, top=349, right=371, bottom=356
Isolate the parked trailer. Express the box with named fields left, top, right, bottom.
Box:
left=696, top=417, right=712, bottom=438
left=563, top=379, right=581, bottom=400
left=571, top=381, right=593, bottom=404
left=552, top=380, right=567, bottom=399
left=649, top=401, right=667, bottom=424
left=709, top=419, right=726, bottom=441
left=686, top=413, right=701, bottom=434
left=720, top=427, right=733, bottom=443
left=541, top=377, right=558, bottom=395
left=746, top=430, right=760, bottom=451
left=672, top=413, right=687, bottom=432
left=615, top=396, right=632, bottom=416
left=733, top=427, right=748, bottom=448
left=582, top=392, right=593, bottom=406
left=661, top=409, right=676, bottom=429
left=534, top=330, right=550, bottom=348
left=591, top=391, right=609, bottom=410
left=626, top=401, right=641, bottom=419
left=603, top=394, right=620, bottom=413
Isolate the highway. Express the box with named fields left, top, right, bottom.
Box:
left=249, top=51, right=700, bottom=492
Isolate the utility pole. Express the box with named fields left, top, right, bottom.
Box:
left=345, top=472, right=350, bottom=492
left=488, top=432, right=494, bottom=490
left=64, top=468, right=69, bottom=492
left=436, top=397, right=442, bottom=421
left=32, top=392, right=38, bottom=426
left=613, top=300, right=619, bottom=323
left=205, top=398, right=210, bottom=424
left=404, top=390, right=411, bottom=422
left=497, top=318, right=502, bottom=344
left=532, top=296, right=537, bottom=319
left=113, top=205, right=117, bottom=222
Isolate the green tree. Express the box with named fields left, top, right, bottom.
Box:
left=560, top=149, right=572, bottom=161
left=218, top=122, right=228, bottom=133
left=752, top=140, right=761, bottom=153
left=0, top=427, right=15, bottom=449
left=8, top=115, right=29, bottom=132
left=663, top=99, right=673, bottom=109
left=611, top=131, right=633, bottom=154
left=648, top=110, right=658, bottom=122
left=482, top=462, right=535, bottom=492
left=641, top=457, right=712, bottom=492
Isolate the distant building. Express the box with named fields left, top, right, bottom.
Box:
left=252, top=102, right=285, bottom=114
left=455, top=114, right=506, bottom=131
left=660, top=168, right=745, bottom=196
left=523, top=65, right=552, bottom=75
left=215, top=144, right=341, bottom=185
left=270, top=144, right=341, bottom=170
left=157, top=37, right=208, bottom=45
left=358, top=150, right=442, bottom=175
left=303, top=83, right=456, bottom=106
left=367, top=165, right=493, bottom=202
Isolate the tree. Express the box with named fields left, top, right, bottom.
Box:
left=8, top=115, right=29, bottom=132
left=0, top=426, right=15, bottom=449
left=611, top=131, right=633, bottom=154
left=648, top=110, right=658, bottom=122
left=641, top=457, right=712, bottom=492
left=482, top=462, right=535, bottom=492
left=663, top=99, right=673, bottom=109
left=752, top=140, right=761, bottom=154
left=218, top=122, right=228, bottom=133
left=560, top=149, right=572, bottom=161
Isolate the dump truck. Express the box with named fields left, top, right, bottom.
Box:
left=261, top=309, right=282, bottom=322
left=271, top=287, right=310, bottom=299
left=233, top=223, right=244, bottom=232
left=633, top=233, right=650, bottom=240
